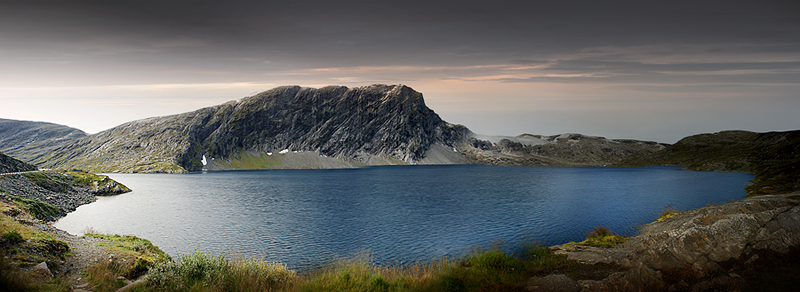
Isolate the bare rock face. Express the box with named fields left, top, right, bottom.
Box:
left=550, top=192, right=800, bottom=291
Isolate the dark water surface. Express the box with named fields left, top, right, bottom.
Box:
left=55, top=165, right=754, bottom=270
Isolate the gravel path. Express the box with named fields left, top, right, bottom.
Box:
left=31, top=221, right=115, bottom=289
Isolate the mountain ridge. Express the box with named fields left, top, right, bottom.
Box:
left=5, top=84, right=791, bottom=181
left=2, top=85, right=471, bottom=173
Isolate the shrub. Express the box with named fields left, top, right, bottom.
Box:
left=145, top=251, right=296, bottom=292
left=2, top=230, right=23, bottom=244
left=656, top=204, right=681, bottom=222
left=10, top=196, right=62, bottom=221
left=568, top=226, right=627, bottom=247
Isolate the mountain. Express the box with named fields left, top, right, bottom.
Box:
left=2, top=85, right=470, bottom=173
left=0, top=118, right=87, bottom=166
left=0, top=84, right=725, bottom=174
left=624, top=130, right=800, bottom=195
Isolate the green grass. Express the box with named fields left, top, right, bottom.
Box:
left=130, top=243, right=577, bottom=292
left=567, top=226, right=627, bottom=247
left=655, top=204, right=682, bottom=222
left=0, top=200, right=71, bottom=292
left=143, top=251, right=296, bottom=291
left=9, top=196, right=62, bottom=221
left=83, top=232, right=171, bottom=278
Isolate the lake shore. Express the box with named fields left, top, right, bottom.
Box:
left=4, top=173, right=800, bottom=291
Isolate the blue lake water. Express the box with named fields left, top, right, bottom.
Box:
left=55, top=165, right=754, bottom=270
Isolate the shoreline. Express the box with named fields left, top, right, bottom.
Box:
left=3, top=168, right=799, bottom=291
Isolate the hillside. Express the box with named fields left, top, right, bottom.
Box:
left=460, top=133, right=667, bottom=166
left=625, top=130, right=800, bottom=196
left=0, top=119, right=87, bottom=166
left=0, top=151, right=37, bottom=173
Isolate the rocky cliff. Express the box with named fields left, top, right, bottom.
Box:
left=624, top=130, right=800, bottom=196
left=2, top=85, right=470, bottom=173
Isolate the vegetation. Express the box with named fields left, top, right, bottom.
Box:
left=9, top=196, right=62, bottom=221
left=0, top=199, right=71, bottom=292
left=567, top=226, right=627, bottom=247
left=83, top=232, right=171, bottom=278
left=127, top=243, right=579, bottom=292
left=63, top=170, right=132, bottom=194
left=656, top=204, right=681, bottom=222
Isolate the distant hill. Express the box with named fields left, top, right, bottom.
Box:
left=0, top=151, right=37, bottom=173
left=0, top=118, right=87, bottom=166
left=460, top=133, right=667, bottom=166
left=624, top=130, right=800, bottom=195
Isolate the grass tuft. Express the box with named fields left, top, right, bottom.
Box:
left=83, top=232, right=171, bottom=278
left=656, top=204, right=681, bottom=222
left=568, top=226, right=627, bottom=247
left=143, top=251, right=295, bottom=291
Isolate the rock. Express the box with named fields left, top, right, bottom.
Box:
left=0, top=150, right=37, bottom=173
left=526, top=274, right=579, bottom=292
left=548, top=193, right=800, bottom=291
left=29, top=261, right=52, bottom=280
left=578, top=267, right=665, bottom=292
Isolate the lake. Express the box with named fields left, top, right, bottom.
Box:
left=55, top=165, right=754, bottom=270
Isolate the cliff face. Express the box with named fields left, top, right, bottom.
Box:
left=5, top=85, right=469, bottom=173
left=625, top=130, right=800, bottom=196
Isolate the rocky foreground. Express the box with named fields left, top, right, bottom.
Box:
left=533, top=192, right=800, bottom=291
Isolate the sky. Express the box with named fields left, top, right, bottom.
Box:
left=1, top=0, right=798, bottom=143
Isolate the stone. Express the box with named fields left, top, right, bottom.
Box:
left=526, top=274, right=579, bottom=292
left=29, top=262, right=52, bottom=280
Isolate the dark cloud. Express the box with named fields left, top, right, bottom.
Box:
left=1, top=0, right=798, bottom=141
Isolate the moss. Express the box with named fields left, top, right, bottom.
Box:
left=10, top=196, right=62, bottom=221
left=84, top=233, right=171, bottom=278
left=567, top=226, right=627, bottom=247
left=0, top=200, right=70, bottom=274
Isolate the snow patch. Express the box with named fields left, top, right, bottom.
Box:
left=201, top=155, right=207, bottom=166
left=279, top=149, right=289, bottom=154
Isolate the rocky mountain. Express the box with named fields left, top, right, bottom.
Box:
left=0, top=151, right=37, bottom=173
left=7, top=85, right=791, bottom=178
left=2, top=85, right=470, bottom=173
left=624, top=130, right=800, bottom=196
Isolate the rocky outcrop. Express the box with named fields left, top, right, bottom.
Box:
left=625, top=130, right=800, bottom=196
left=547, top=192, right=800, bottom=291
left=460, top=133, right=668, bottom=167
left=0, top=171, right=131, bottom=219
left=0, top=151, right=37, bottom=173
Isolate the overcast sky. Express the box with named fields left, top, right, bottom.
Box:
left=1, top=0, right=798, bottom=143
